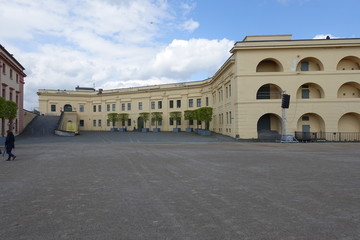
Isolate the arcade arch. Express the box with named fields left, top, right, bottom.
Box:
left=256, top=58, right=283, bottom=72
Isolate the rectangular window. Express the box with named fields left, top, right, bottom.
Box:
left=2, top=63, right=5, bottom=74
left=158, top=101, right=162, bottom=109
left=128, top=119, right=131, bottom=126
left=127, top=103, right=131, bottom=111
left=93, top=120, right=96, bottom=126
left=302, top=125, right=310, bottom=133
left=122, top=103, right=125, bottom=111
left=79, top=120, right=84, bottom=127
left=138, top=102, right=143, bottom=110
left=189, top=99, right=193, bottom=108
left=107, top=104, right=110, bottom=111
left=302, top=89, right=310, bottom=99
left=79, top=105, right=84, bottom=112
left=189, top=120, right=194, bottom=125
left=93, top=105, right=96, bottom=112
left=176, top=100, right=181, bottom=108
left=112, top=104, right=116, bottom=111
left=98, top=119, right=102, bottom=127
left=10, top=69, right=13, bottom=79
left=206, top=97, right=209, bottom=106
left=107, top=119, right=110, bottom=126
left=16, top=94, right=18, bottom=105
left=98, top=105, right=102, bottom=112
left=158, top=120, right=162, bottom=126
left=151, top=101, right=155, bottom=109
left=169, top=118, right=174, bottom=125
left=229, top=85, right=231, bottom=97
left=176, top=120, right=181, bottom=126
left=196, top=98, right=201, bottom=107
left=16, top=74, right=18, bottom=83
left=229, top=111, right=232, bottom=124
left=226, top=87, right=228, bottom=98
left=169, top=100, right=174, bottom=108
left=51, top=105, right=56, bottom=112
left=302, top=116, right=310, bottom=121
left=301, top=62, right=309, bottom=71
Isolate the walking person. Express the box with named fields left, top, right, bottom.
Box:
left=5, top=130, right=16, bottom=161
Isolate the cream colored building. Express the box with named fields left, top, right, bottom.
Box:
left=38, top=34, right=360, bottom=141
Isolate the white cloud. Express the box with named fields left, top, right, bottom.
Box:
left=150, top=38, right=234, bottom=79
left=313, top=34, right=341, bottom=39
left=180, top=19, right=200, bottom=33
left=180, top=2, right=197, bottom=16
left=0, top=0, right=233, bottom=110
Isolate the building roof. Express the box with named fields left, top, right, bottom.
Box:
left=0, top=44, right=26, bottom=72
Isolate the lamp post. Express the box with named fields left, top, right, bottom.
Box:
left=281, top=92, right=290, bottom=142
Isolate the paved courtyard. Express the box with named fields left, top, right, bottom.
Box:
left=1, top=132, right=360, bottom=240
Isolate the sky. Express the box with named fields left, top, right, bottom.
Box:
left=1, top=0, right=359, bottom=110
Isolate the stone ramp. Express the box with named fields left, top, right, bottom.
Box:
left=20, top=115, right=60, bottom=137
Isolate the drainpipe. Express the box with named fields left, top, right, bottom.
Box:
left=0, top=63, right=2, bottom=137
left=0, top=62, right=2, bottom=95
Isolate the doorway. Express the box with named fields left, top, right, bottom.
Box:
left=137, top=117, right=144, bottom=130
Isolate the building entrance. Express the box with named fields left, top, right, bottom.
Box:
left=137, top=117, right=144, bottom=130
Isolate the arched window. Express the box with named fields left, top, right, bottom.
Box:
left=64, top=104, right=73, bottom=112
left=337, top=56, right=360, bottom=70
left=256, top=84, right=282, bottom=99
left=296, top=83, right=324, bottom=99
left=257, top=113, right=282, bottom=140
left=338, top=113, right=360, bottom=132
left=296, top=57, right=324, bottom=71
left=338, top=82, right=360, bottom=98
left=295, top=113, right=326, bottom=141
left=256, top=58, right=283, bottom=72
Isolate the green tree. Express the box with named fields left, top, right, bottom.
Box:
left=107, top=113, right=119, bottom=127
left=196, top=107, right=213, bottom=130
left=3, top=100, right=18, bottom=131
left=170, top=111, right=182, bottom=128
left=139, top=112, right=150, bottom=128
left=184, top=110, right=195, bottom=128
left=151, top=112, right=163, bottom=128
left=193, top=109, right=201, bottom=129
left=0, top=97, right=6, bottom=136
left=0, top=97, right=5, bottom=118
left=118, top=113, right=129, bottom=127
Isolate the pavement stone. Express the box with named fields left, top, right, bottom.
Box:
left=0, top=132, right=360, bottom=240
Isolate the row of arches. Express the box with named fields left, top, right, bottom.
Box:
left=257, top=112, right=360, bottom=141
left=256, top=82, right=360, bottom=99
left=256, top=56, right=360, bottom=72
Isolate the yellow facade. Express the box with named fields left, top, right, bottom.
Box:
left=38, top=35, right=360, bottom=140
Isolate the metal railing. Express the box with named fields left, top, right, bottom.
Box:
left=295, top=131, right=360, bottom=142
left=256, top=92, right=281, bottom=99
left=56, top=111, right=64, bottom=130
